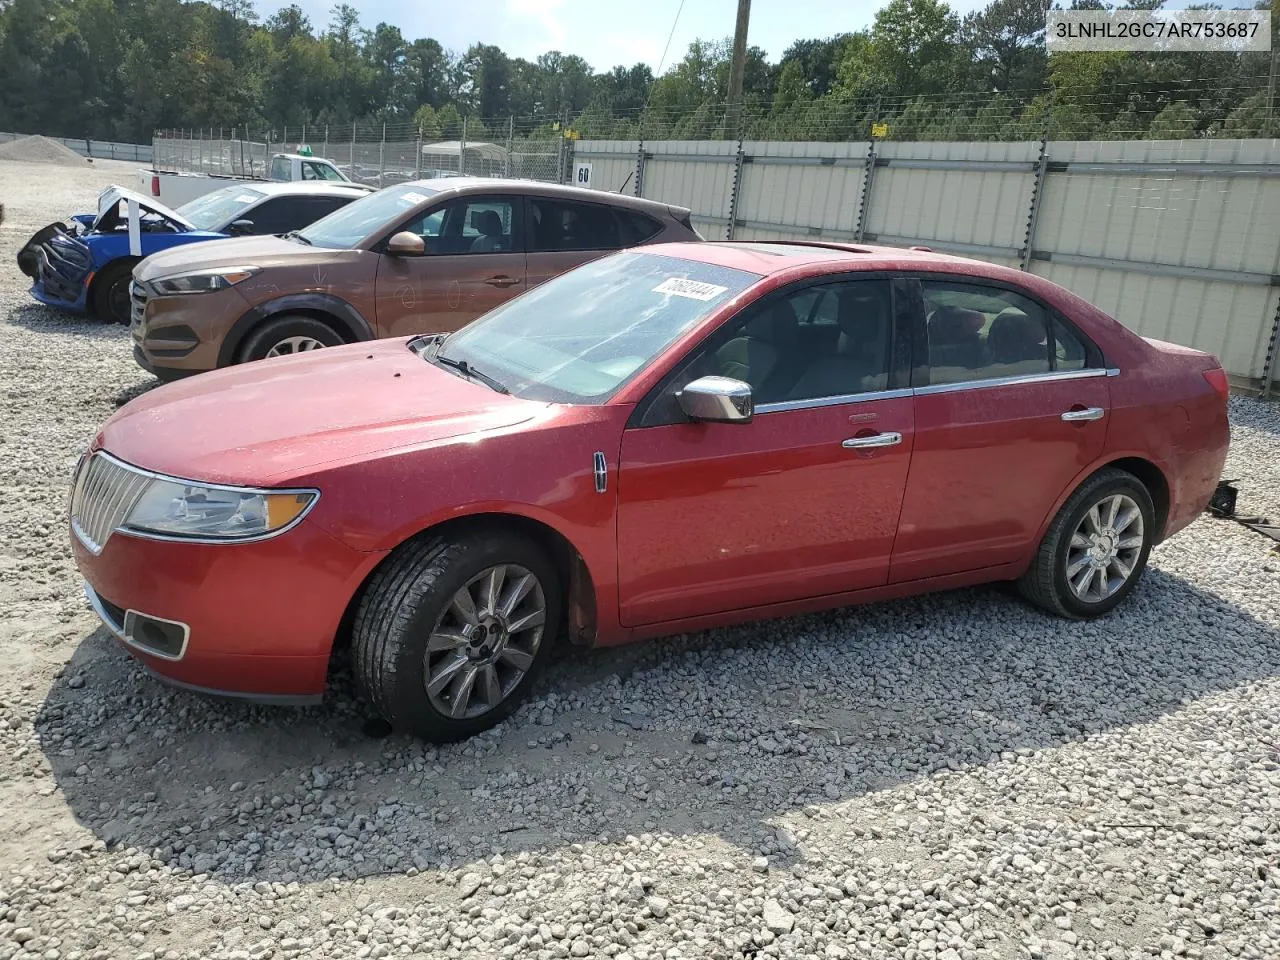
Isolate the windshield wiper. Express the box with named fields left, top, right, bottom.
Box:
left=431, top=350, right=509, bottom=394
left=282, top=230, right=312, bottom=245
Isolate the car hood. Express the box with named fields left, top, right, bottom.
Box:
left=94, top=185, right=195, bottom=232
left=97, top=339, right=547, bottom=485
left=135, top=234, right=334, bottom=281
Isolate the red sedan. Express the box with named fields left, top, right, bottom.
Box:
left=71, top=242, right=1230, bottom=741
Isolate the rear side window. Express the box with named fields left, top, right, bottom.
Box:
left=529, top=198, right=621, bottom=252
left=920, top=281, right=1050, bottom=386
left=616, top=210, right=663, bottom=246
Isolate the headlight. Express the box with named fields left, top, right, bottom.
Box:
left=150, top=267, right=259, bottom=296
left=123, top=478, right=317, bottom=541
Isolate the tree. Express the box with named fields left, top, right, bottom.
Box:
left=960, top=0, right=1049, bottom=94
left=867, top=0, right=961, bottom=96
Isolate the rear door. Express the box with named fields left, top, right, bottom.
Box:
left=374, top=194, right=526, bottom=338
left=524, top=197, right=629, bottom=290
left=889, top=277, right=1111, bottom=583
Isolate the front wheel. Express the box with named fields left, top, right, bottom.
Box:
left=90, top=260, right=137, bottom=325
left=351, top=530, right=561, bottom=742
left=1018, top=468, right=1155, bottom=619
left=237, top=315, right=344, bottom=363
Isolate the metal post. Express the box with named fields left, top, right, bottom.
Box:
left=323, top=125, right=329, bottom=162
left=198, top=131, right=204, bottom=173
left=506, top=116, right=514, bottom=178
left=460, top=118, right=467, bottom=176
left=725, top=139, right=745, bottom=240
left=1021, top=137, right=1049, bottom=271
left=855, top=139, right=877, bottom=242
left=1260, top=294, right=1280, bottom=399
left=634, top=140, right=646, bottom=197
left=350, top=121, right=356, bottom=174
left=301, top=123, right=307, bottom=151
left=379, top=123, right=386, bottom=188
left=416, top=124, right=423, bottom=179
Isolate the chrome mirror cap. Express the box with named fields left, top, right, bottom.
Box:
left=677, top=375, right=753, bottom=423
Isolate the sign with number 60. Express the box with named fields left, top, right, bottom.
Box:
left=573, top=162, right=593, bottom=189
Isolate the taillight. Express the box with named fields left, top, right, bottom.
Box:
left=150, top=175, right=160, bottom=197
left=1202, top=366, right=1229, bottom=401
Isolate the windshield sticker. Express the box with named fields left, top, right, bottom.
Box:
left=652, top=277, right=729, bottom=301
left=402, top=192, right=431, bottom=205
left=234, top=194, right=257, bottom=203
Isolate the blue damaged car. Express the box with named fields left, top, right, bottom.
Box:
left=18, top=181, right=368, bottom=324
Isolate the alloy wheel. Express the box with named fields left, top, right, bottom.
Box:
left=1065, top=493, right=1145, bottom=604
left=423, top=563, right=546, bottom=719
left=265, top=336, right=327, bottom=357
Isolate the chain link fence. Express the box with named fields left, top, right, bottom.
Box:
left=152, top=118, right=568, bottom=186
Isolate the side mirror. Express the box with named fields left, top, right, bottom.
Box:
left=230, top=219, right=254, bottom=235
left=387, top=231, right=426, bottom=257
left=677, top=375, right=753, bottom=424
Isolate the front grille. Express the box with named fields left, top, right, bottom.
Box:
left=70, top=453, right=151, bottom=553
left=130, top=281, right=148, bottom=339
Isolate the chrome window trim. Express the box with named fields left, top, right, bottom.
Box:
left=913, top=367, right=1109, bottom=397
left=755, top=387, right=914, bottom=414
left=72, top=450, right=320, bottom=550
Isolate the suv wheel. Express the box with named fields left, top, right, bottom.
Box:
left=239, top=315, right=344, bottom=363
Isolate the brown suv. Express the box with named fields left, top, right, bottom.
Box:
left=129, top=178, right=701, bottom=379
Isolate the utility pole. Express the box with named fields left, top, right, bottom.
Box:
left=725, top=0, right=751, bottom=140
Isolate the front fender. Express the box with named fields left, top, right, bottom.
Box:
left=219, top=293, right=374, bottom=366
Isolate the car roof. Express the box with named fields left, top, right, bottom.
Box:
left=402, top=177, right=690, bottom=218
left=246, top=181, right=370, bottom=198
left=636, top=240, right=1029, bottom=282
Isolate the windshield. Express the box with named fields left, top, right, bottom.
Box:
left=175, top=186, right=265, bottom=231
left=298, top=183, right=440, bottom=248
left=430, top=252, right=760, bottom=404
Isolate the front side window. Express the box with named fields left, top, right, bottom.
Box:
left=528, top=198, right=621, bottom=252
left=297, top=183, right=441, bottom=249
left=401, top=198, right=516, bottom=255
left=427, top=252, right=760, bottom=404
left=921, top=281, right=1056, bottom=386
left=304, top=161, right=345, bottom=182
left=690, top=280, right=894, bottom=407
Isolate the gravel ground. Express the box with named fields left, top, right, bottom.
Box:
left=1, top=159, right=1279, bottom=960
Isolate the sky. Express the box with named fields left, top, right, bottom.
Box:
left=267, top=0, right=1238, bottom=74
left=268, top=0, right=988, bottom=72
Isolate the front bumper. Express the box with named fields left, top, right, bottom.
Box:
left=21, top=223, right=91, bottom=311
left=131, top=279, right=243, bottom=377
left=74, top=516, right=383, bottom=703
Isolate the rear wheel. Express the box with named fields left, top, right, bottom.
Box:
left=1018, top=468, right=1155, bottom=618
left=90, top=260, right=137, bottom=324
left=238, top=315, right=344, bottom=363
left=351, top=530, right=561, bottom=742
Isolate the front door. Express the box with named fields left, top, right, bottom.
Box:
left=889, top=278, right=1111, bottom=582
left=616, top=278, right=916, bottom=626
left=374, top=195, right=526, bottom=338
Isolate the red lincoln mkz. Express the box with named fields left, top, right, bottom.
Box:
left=71, top=242, right=1230, bottom=741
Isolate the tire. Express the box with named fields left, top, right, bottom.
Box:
left=1018, top=468, right=1155, bottom=619
left=351, top=529, right=562, bottom=743
left=90, top=259, right=137, bottom=325
left=237, top=315, right=344, bottom=363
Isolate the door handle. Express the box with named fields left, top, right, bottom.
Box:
left=1060, top=407, right=1105, bottom=422
left=484, top=276, right=520, bottom=288
left=842, top=432, right=902, bottom=450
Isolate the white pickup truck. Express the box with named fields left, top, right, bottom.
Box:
left=136, top=153, right=374, bottom=208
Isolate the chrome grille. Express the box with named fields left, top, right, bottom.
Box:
left=70, top=453, right=151, bottom=553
